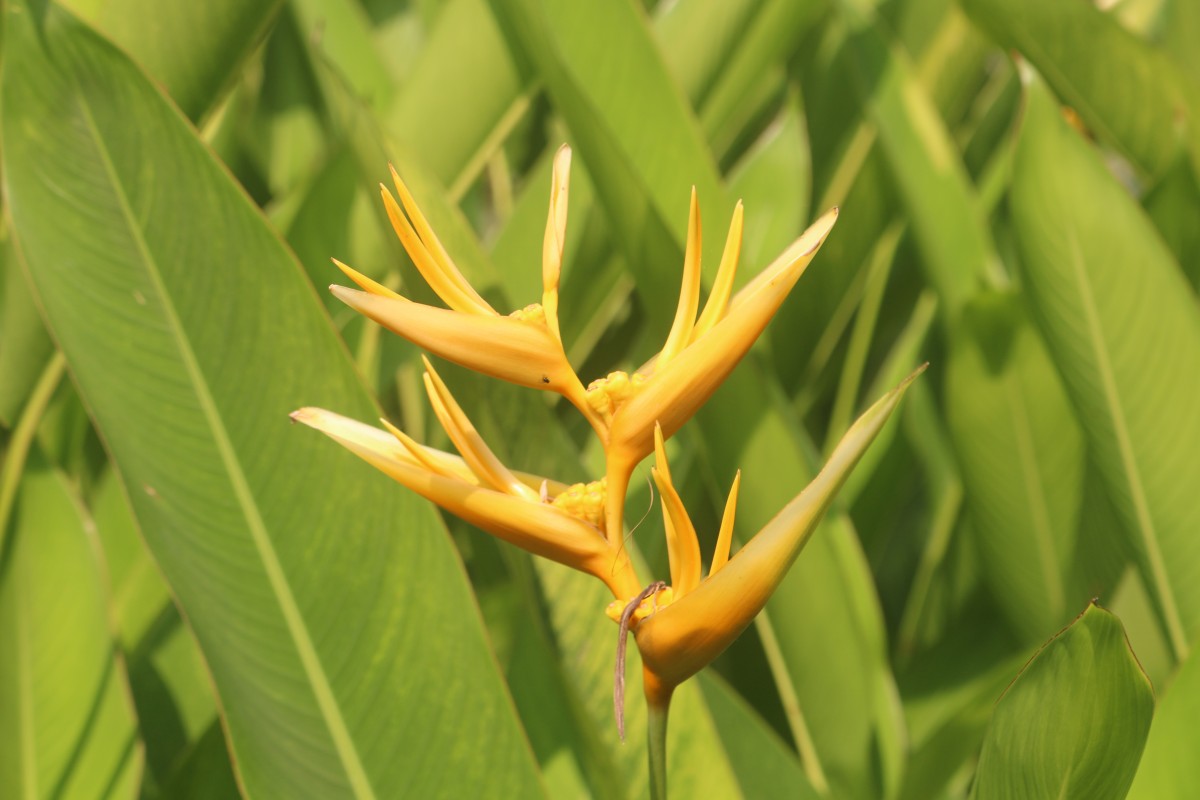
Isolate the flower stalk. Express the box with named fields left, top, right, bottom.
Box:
left=294, top=144, right=922, bottom=796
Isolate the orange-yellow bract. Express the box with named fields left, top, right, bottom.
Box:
left=293, top=143, right=920, bottom=752
left=291, top=356, right=641, bottom=601
left=608, top=369, right=923, bottom=710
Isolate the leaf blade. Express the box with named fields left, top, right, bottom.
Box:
left=972, top=604, right=1154, bottom=800
left=1011, top=79, right=1200, bottom=660
left=0, top=4, right=544, bottom=797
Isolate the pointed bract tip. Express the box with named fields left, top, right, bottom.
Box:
left=290, top=407, right=319, bottom=426
left=329, top=284, right=359, bottom=303
left=796, top=207, right=840, bottom=256
left=899, top=362, right=929, bottom=390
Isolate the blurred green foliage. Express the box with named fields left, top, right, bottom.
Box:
left=1, top=0, right=1198, bottom=797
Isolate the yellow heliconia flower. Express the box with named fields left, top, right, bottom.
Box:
left=329, top=144, right=841, bottom=550
left=291, top=357, right=642, bottom=600
left=330, top=145, right=608, bottom=438
left=595, top=198, right=840, bottom=547
left=608, top=366, right=923, bottom=712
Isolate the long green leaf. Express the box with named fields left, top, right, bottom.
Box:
left=0, top=452, right=142, bottom=799
left=696, top=672, right=820, bottom=800
left=971, top=603, right=1153, bottom=800
left=290, top=0, right=393, bottom=110
left=386, top=0, right=528, bottom=194
left=0, top=234, right=53, bottom=428
left=961, top=0, right=1200, bottom=177
left=1127, top=643, right=1200, bottom=798
left=91, top=469, right=228, bottom=793
left=1011, top=79, right=1200, bottom=661
left=63, top=0, right=282, bottom=122
left=945, top=293, right=1086, bottom=641
left=839, top=0, right=994, bottom=322
left=488, top=0, right=731, bottom=320
left=0, top=4, right=543, bottom=797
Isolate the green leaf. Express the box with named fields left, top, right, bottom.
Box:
left=91, top=470, right=224, bottom=791
left=290, top=0, right=393, bottom=111
left=1142, top=159, right=1200, bottom=291
left=1164, top=0, right=1200, bottom=87
left=946, top=293, right=1086, bottom=641
left=386, top=0, right=528, bottom=195
left=488, top=0, right=731, bottom=325
left=726, top=96, right=812, bottom=268
left=505, top=609, right=615, bottom=800
left=961, top=0, right=1200, bottom=178
left=250, top=8, right=329, bottom=197
left=652, top=0, right=760, bottom=109
left=0, top=4, right=544, bottom=797
left=693, top=0, right=827, bottom=153
left=1011, top=79, right=1200, bottom=661
left=696, top=672, right=821, bottom=800
left=971, top=603, right=1154, bottom=800
left=840, top=1, right=994, bottom=322
left=0, top=453, right=142, bottom=799
left=157, top=719, right=241, bottom=800
left=0, top=233, right=54, bottom=428
left=1127, top=643, right=1200, bottom=798
left=897, top=640, right=1027, bottom=800
left=63, top=0, right=282, bottom=122
left=92, top=469, right=176, bottom=651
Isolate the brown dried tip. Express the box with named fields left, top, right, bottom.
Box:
left=613, top=581, right=667, bottom=740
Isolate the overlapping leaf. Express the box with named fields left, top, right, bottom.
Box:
left=1011, top=79, right=1200, bottom=661
left=972, top=603, right=1153, bottom=800
left=1, top=4, right=543, bottom=797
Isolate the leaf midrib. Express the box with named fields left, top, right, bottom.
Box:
left=18, top=567, right=37, bottom=800
left=75, top=89, right=377, bottom=799
left=1066, top=229, right=1188, bottom=661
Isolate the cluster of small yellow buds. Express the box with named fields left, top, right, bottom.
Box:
left=509, top=303, right=547, bottom=327
left=549, top=478, right=607, bottom=530
left=605, top=584, right=675, bottom=626
left=584, top=370, right=648, bottom=424
left=299, top=144, right=910, bottom=762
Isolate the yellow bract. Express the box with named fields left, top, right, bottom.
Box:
left=625, top=368, right=922, bottom=704
left=291, top=358, right=642, bottom=600
left=295, top=143, right=920, bottom=729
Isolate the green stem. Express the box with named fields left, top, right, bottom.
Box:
left=0, top=351, right=66, bottom=555
left=647, top=699, right=670, bottom=800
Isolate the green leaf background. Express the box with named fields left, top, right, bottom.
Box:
left=2, top=0, right=1197, bottom=797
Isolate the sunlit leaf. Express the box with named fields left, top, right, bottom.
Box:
left=1011, top=78, right=1200, bottom=661
left=1127, top=643, right=1200, bottom=799
left=1, top=4, right=543, bottom=796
